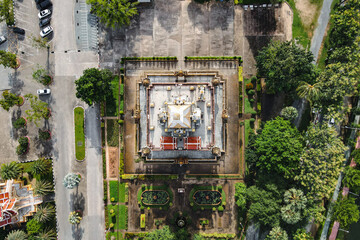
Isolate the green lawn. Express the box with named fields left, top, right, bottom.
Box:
left=74, top=107, right=85, bottom=160
left=118, top=205, right=128, bottom=230
left=106, top=76, right=119, bottom=116
left=107, top=205, right=118, bottom=229
left=119, top=183, right=126, bottom=203
left=109, top=181, right=119, bottom=202
left=287, top=0, right=311, bottom=48
left=244, top=119, right=251, bottom=146
left=107, top=119, right=119, bottom=147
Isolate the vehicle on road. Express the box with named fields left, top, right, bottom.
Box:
left=39, top=0, right=52, bottom=10
left=0, top=36, right=6, bottom=45
left=39, top=18, right=51, bottom=28
left=34, top=0, right=46, bottom=4
left=40, top=26, right=53, bottom=38
left=37, top=89, right=51, bottom=95
left=12, top=27, right=25, bottom=35
left=38, top=9, right=51, bottom=19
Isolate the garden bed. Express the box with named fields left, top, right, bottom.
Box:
left=105, top=76, right=119, bottom=116
left=74, top=107, right=85, bottom=160
left=189, top=186, right=226, bottom=210
left=193, top=190, right=222, bottom=205
left=106, top=119, right=119, bottom=147
left=141, top=190, right=170, bottom=205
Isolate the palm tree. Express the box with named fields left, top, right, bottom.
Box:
left=34, top=204, right=55, bottom=223
left=69, top=211, right=82, bottom=225
left=63, top=173, right=81, bottom=189
left=30, top=158, right=50, bottom=176
left=6, top=230, right=27, bottom=240
left=33, top=180, right=53, bottom=196
left=283, top=188, right=307, bottom=210
left=35, top=228, right=57, bottom=240
left=296, top=81, right=321, bottom=107
left=0, top=162, right=22, bottom=180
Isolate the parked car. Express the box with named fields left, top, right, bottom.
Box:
left=13, top=27, right=25, bottom=35
left=0, top=36, right=6, bottom=45
left=37, top=89, right=51, bottom=95
left=38, top=9, right=51, bottom=19
left=40, top=26, right=53, bottom=38
left=38, top=0, right=52, bottom=10
left=39, top=17, right=51, bottom=28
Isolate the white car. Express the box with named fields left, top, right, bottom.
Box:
left=37, top=89, right=51, bottom=95
left=40, top=26, right=53, bottom=38
left=0, top=36, right=6, bottom=45
left=38, top=9, right=51, bottom=19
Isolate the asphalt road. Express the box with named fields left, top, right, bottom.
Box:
left=310, top=0, right=334, bottom=61
left=51, top=0, right=103, bottom=239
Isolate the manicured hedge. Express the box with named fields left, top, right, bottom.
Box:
left=185, top=56, right=242, bottom=65
left=74, top=107, right=85, bottom=160
left=121, top=56, right=177, bottom=64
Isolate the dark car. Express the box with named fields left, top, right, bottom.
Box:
left=35, top=0, right=46, bottom=4
left=39, top=0, right=52, bottom=10
left=39, top=17, right=51, bottom=28
left=13, top=27, right=25, bottom=35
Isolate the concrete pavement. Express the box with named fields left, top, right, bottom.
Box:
left=51, top=0, right=103, bottom=239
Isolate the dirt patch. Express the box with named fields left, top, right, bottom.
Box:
left=108, top=147, right=119, bottom=178
left=295, top=0, right=317, bottom=28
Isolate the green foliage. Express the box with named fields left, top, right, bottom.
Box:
left=142, top=191, right=169, bottom=205
left=343, top=166, right=360, bottom=192
left=293, top=229, right=313, bottom=240
left=75, top=68, right=114, bottom=105
left=0, top=161, right=21, bottom=180
left=145, top=226, right=175, bottom=240
left=295, top=124, right=347, bottom=201
left=24, top=94, right=50, bottom=127
left=68, top=211, right=82, bottom=224
left=256, top=41, right=316, bottom=94
left=280, top=106, right=298, bottom=121
left=38, top=129, right=51, bottom=140
left=13, top=117, right=26, bottom=129
left=234, top=182, right=246, bottom=210
left=246, top=184, right=282, bottom=227
left=63, top=173, right=81, bottom=189
left=30, top=158, right=50, bottom=176
left=138, top=185, right=173, bottom=209
left=254, top=117, right=303, bottom=179
left=16, top=136, right=29, bottom=155
left=185, top=56, right=242, bottom=63
left=333, top=197, right=360, bottom=229
left=34, top=204, right=55, bottom=223
left=6, top=230, right=27, bottom=240
left=34, top=180, right=53, bottom=196
left=0, top=0, right=15, bottom=26
left=283, top=188, right=307, bottom=210
left=0, top=50, right=17, bottom=68
left=280, top=204, right=301, bottom=224
left=74, top=107, right=85, bottom=160
left=218, top=206, right=224, bottom=211
left=0, top=90, right=21, bottom=111
left=109, top=181, right=119, bottom=202
left=31, top=35, right=49, bottom=49
left=296, top=81, right=321, bottom=108
left=26, top=218, right=44, bottom=236
left=35, top=228, right=57, bottom=240
left=265, top=226, right=288, bottom=240
left=32, top=65, right=52, bottom=85
left=87, top=0, right=138, bottom=28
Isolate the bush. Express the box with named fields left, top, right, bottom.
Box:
left=249, top=118, right=255, bottom=123
left=111, top=197, right=115, bottom=202
left=13, top=117, right=26, bottom=129
left=248, top=89, right=255, bottom=95
left=249, top=98, right=255, bottom=103
left=212, top=207, right=216, bottom=211
left=38, top=129, right=51, bottom=140
left=16, top=137, right=29, bottom=155
left=141, top=206, right=145, bottom=211
left=218, top=206, right=224, bottom=211
left=246, top=83, right=253, bottom=90
left=118, top=120, right=124, bottom=125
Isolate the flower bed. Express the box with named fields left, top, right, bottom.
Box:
left=193, top=190, right=222, bottom=205
left=141, top=190, right=169, bottom=205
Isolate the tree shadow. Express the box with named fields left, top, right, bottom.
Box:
left=71, top=223, right=84, bottom=240
left=70, top=189, right=85, bottom=213
left=9, top=71, right=24, bottom=94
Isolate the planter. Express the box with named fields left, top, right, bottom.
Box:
left=16, top=136, right=29, bottom=155
left=39, top=129, right=51, bottom=140
left=44, top=108, right=51, bottom=119
left=16, top=95, right=24, bottom=106
left=43, top=74, right=53, bottom=85
left=13, top=117, right=27, bottom=129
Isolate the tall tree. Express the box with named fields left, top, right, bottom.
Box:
left=0, top=162, right=21, bottom=180
left=75, top=68, right=114, bottom=105
left=24, top=94, right=50, bottom=127
left=0, top=50, right=17, bottom=68
left=33, top=180, right=53, bottom=196
left=281, top=204, right=301, bottom=224
left=296, top=81, right=321, bottom=109
left=68, top=211, right=82, bottom=225
left=87, top=0, right=138, bottom=28
left=343, top=166, right=360, bottom=192
left=295, top=124, right=347, bottom=201
left=34, top=204, right=55, bottom=223
left=293, top=229, right=313, bottom=240
left=256, top=41, right=317, bottom=94
left=63, top=173, right=81, bottom=189
left=145, top=225, right=176, bottom=240
left=265, top=226, right=288, bottom=240
left=254, top=117, right=304, bottom=179
left=0, top=90, right=21, bottom=111
left=283, top=188, right=307, bottom=210
left=234, top=182, right=247, bottom=210
left=333, top=197, right=360, bottom=229
left=246, top=184, right=282, bottom=228
left=6, top=230, right=27, bottom=240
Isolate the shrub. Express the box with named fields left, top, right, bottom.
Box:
left=248, top=89, right=255, bottom=95
left=212, top=207, right=216, bottom=211
left=109, top=223, right=114, bottom=228
left=38, top=129, right=51, bottom=140
left=190, top=202, right=194, bottom=207
left=119, top=110, right=124, bottom=115
left=118, top=120, right=124, bottom=125
left=249, top=118, right=255, bottom=123
left=13, top=117, right=26, bottom=129
left=249, top=98, right=255, bottom=103
left=110, top=197, right=115, bottom=202
left=280, top=106, right=298, bottom=121
left=16, top=137, right=29, bottom=155
left=141, top=206, right=145, bottom=211
left=218, top=206, right=224, bottom=211
left=240, top=122, right=244, bottom=126
left=246, top=83, right=253, bottom=90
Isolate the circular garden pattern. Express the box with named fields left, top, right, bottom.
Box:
left=141, top=190, right=169, bottom=205
left=193, top=190, right=222, bottom=205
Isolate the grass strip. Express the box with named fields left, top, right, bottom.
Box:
left=74, top=107, right=85, bottom=160
left=118, top=205, right=128, bottom=230
left=109, top=181, right=119, bottom=202
left=119, top=182, right=126, bottom=203
left=106, top=76, right=119, bottom=116
left=107, top=119, right=119, bottom=147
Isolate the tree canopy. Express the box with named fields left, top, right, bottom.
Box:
left=87, top=0, right=138, bottom=28
left=295, top=124, right=347, bottom=201
left=144, top=225, right=175, bottom=240
left=75, top=68, right=114, bottom=106
left=0, top=90, right=21, bottom=111
left=333, top=197, right=360, bottom=229
left=24, top=94, right=50, bottom=126
left=254, top=117, right=304, bottom=179
left=265, top=226, right=288, bottom=240
left=280, top=106, right=298, bottom=122
left=256, top=41, right=317, bottom=94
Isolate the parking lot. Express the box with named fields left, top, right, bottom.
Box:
left=0, top=0, right=55, bottom=163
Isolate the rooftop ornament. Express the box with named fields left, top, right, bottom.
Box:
left=212, top=77, right=220, bottom=86
left=142, top=77, right=150, bottom=86
left=212, top=147, right=221, bottom=157
left=222, top=109, right=228, bottom=121
left=142, top=147, right=151, bottom=156
left=175, top=70, right=187, bottom=77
